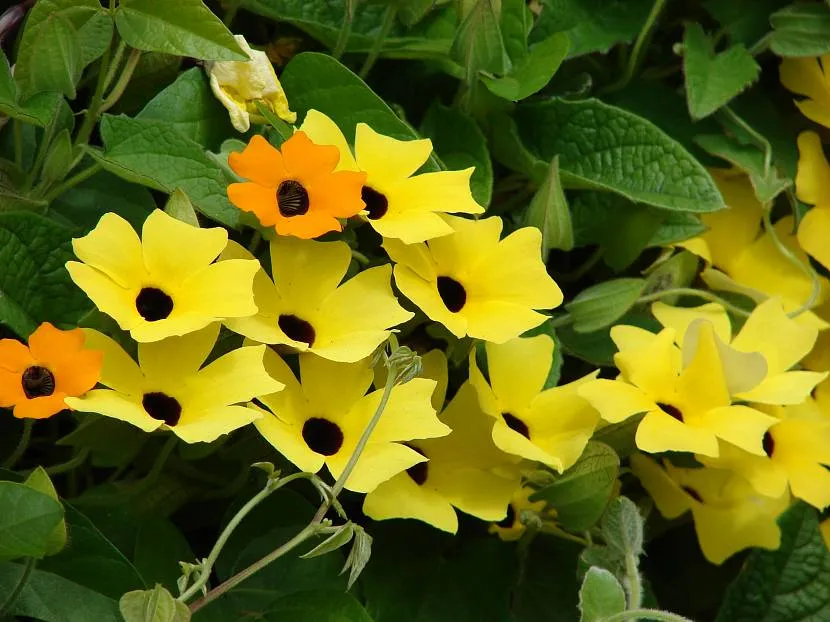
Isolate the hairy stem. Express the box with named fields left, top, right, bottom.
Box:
left=603, top=0, right=668, bottom=92
left=41, top=164, right=102, bottom=203
left=636, top=287, right=752, bottom=317
left=100, top=48, right=141, bottom=113
left=3, top=419, right=34, bottom=470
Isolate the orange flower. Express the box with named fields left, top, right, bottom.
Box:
left=0, top=323, right=102, bottom=419
left=227, top=132, right=367, bottom=239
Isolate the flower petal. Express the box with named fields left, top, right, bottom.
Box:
left=363, top=472, right=459, bottom=533
left=737, top=371, right=827, bottom=405
left=368, top=207, right=454, bottom=244
left=795, top=131, right=830, bottom=206
left=636, top=409, right=720, bottom=456
left=798, top=206, right=830, bottom=272
left=699, top=405, right=777, bottom=456
left=651, top=302, right=731, bottom=349
left=71, top=212, right=146, bottom=288
left=228, top=134, right=288, bottom=186
left=331, top=442, right=425, bottom=493
left=174, top=404, right=262, bottom=443
left=392, top=265, right=466, bottom=338
left=360, top=377, right=448, bottom=443
left=80, top=329, right=144, bottom=394
left=630, top=453, right=691, bottom=518
left=390, top=168, right=483, bottom=217
left=355, top=123, right=432, bottom=184
left=14, top=394, right=67, bottom=419
left=228, top=182, right=280, bottom=227
left=0, top=339, right=33, bottom=373
left=176, top=259, right=259, bottom=321
left=254, top=404, right=326, bottom=474
left=299, top=354, right=373, bottom=423
left=66, top=389, right=161, bottom=432
left=270, top=237, right=351, bottom=307
left=578, top=379, right=656, bottom=424
left=429, top=464, right=517, bottom=522
left=0, top=369, right=25, bottom=407
left=299, top=109, right=358, bottom=171
left=486, top=335, right=552, bottom=415
left=65, top=263, right=143, bottom=332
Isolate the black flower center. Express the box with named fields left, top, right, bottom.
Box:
left=135, top=287, right=174, bottom=322
left=437, top=276, right=466, bottom=313
left=142, top=392, right=182, bottom=426
left=278, top=314, right=316, bottom=346
left=361, top=186, right=388, bottom=220
left=502, top=412, right=530, bottom=439
left=21, top=366, right=55, bottom=399
left=276, top=180, right=310, bottom=216
left=657, top=402, right=684, bottom=422
left=682, top=486, right=703, bottom=503
left=302, top=417, right=344, bottom=456
left=763, top=431, right=775, bottom=457
left=405, top=444, right=428, bottom=485
left=496, top=504, right=516, bottom=528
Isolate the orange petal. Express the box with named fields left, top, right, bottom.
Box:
left=53, top=349, right=103, bottom=397
left=283, top=131, right=339, bottom=178
left=228, top=135, right=288, bottom=187
left=28, top=323, right=84, bottom=364
left=307, top=170, right=367, bottom=219
left=275, top=211, right=342, bottom=239
left=14, top=393, right=67, bottom=419
left=0, top=368, right=25, bottom=407
left=228, top=182, right=280, bottom=227
left=0, top=339, right=33, bottom=373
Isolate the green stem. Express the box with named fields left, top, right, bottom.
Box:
left=748, top=31, right=773, bottom=56
left=99, top=48, right=141, bottom=114
left=13, top=120, right=23, bottom=168
left=74, top=33, right=115, bottom=148
left=3, top=419, right=34, bottom=470
left=41, top=163, right=102, bottom=203
left=624, top=551, right=643, bottom=610
left=604, top=609, right=693, bottom=622
left=558, top=246, right=604, bottom=282
left=46, top=448, right=90, bottom=476
left=0, top=557, right=35, bottom=619
left=602, top=0, right=668, bottom=92
left=178, top=472, right=313, bottom=603
left=351, top=249, right=370, bottom=265
left=719, top=106, right=773, bottom=176
left=636, top=287, right=752, bottom=318
left=247, top=230, right=262, bottom=254
left=102, top=39, right=127, bottom=93
left=358, top=4, right=396, bottom=79
left=332, top=5, right=355, bottom=59
left=25, top=110, right=60, bottom=190
left=132, top=435, right=177, bottom=493
left=223, top=0, right=245, bottom=27
left=762, top=209, right=820, bottom=317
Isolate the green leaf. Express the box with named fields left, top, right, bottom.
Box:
left=514, top=98, right=725, bottom=212
left=683, top=23, right=760, bottom=120
left=566, top=278, right=646, bottom=333
left=137, top=67, right=234, bottom=151
left=94, top=114, right=239, bottom=228
left=280, top=52, right=440, bottom=171
left=481, top=32, right=569, bottom=101
left=164, top=189, right=200, bottom=227
left=579, top=567, right=626, bottom=622
left=115, top=0, right=246, bottom=60
left=420, top=103, right=493, bottom=206
left=450, top=0, right=511, bottom=84
left=15, top=0, right=112, bottom=99
left=120, top=584, right=191, bottom=622
left=256, top=101, right=295, bottom=145
left=646, top=213, right=706, bottom=248
left=0, top=561, right=121, bottom=621
left=532, top=0, right=652, bottom=57
left=704, top=0, right=789, bottom=48
left=263, top=590, right=374, bottom=622
left=530, top=441, right=620, bottom=531
left=512, top=536, right=583, bottom=622
left=40, top=129, right=73, bottom=186
left=133, top=520, right=195, bottom=594
left=716, top=503, right=830, bottom=621
left=695, top=134, right=791, bottom=203
left=0, top=51, right=63, bottom=127
left=22, top=468, right=67, bottom=557
left=524, top=156, right=573, bottom=257
left=0, top=212, right=92, bottom=337
left=341, top=523, right=373, bottom=590
left=301, top=522, right=355, bottom=559
left=770, top=3, right=830, bottom=57
left=0, top=481, right=64, bottom=561
left=500, top=0, right=533, bottom=64
left=489, top=113, right=548, bottom=182
left=600, top=497, right=644, bottom=559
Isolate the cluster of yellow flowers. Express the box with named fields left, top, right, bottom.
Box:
left=4, top=48, right=830, bottom=563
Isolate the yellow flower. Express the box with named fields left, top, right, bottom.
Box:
left=223, top=237, right=413, bottom=363
left=64, top=324, right=282, bottom=443
left=228, top=133, right=368, bottom=239
left=66, top=210, right=259, bottom=343
left=780, top=55, right=830, bottom=128
left=206, top=34, right=296, bottom=132
left=631, top=453, right=789, bottom=565
left=253, top=350, right=450, bottom=493
left=363, top=351, right=519, bottom=533
left=579, top=323, right=776, bottom=457
left=652, top=299, right=826, bottom=404
left=489, top=486, right=546, bottom=542
left=699, top=400, right=830, bottom=509
left=0, top=323, right=101, bottom=420
left=299, top=110, right=484, bottom=243
left=384, top=216, right=563, bottom=343
left=469, top=334, right=599, bottom=471
left=795, top=131, right=830, bottom=273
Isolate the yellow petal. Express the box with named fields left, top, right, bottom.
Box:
left=420, top=350, right=449, bottom=412
left=636, top=410, right=720, bottom=456
left=630, top=453, right=691, bottom=518
left=270, top=237, right=351, bottom=307
left=369, top=209, right=454, bottom=244
left=469, top=352, right=502, bottom=418
left=80, top=329, right=144, bottom=394
left=390, top=168, right=483, bottom=218
left=798, top=206, right=830, bottom=272
left=737, top=371, right=827, bottom=405
left=700, top=171, right=763, bottom=270
left=699, top=442, right=789, bottom=499
left=614, top=328, right=679, bottom=401
left=299, top=109, right=358, bottom=171
left=610, top=324, right=662, bottom=352
left=355, top=123, right=432, bottom=184
left=66, top=263, right=143, bottom=332
left=299, top=354, right=373, bottom=423
left=578, top=379, right=656, bottom=424
left=795, top=99, right=830, bottom=130
left=463, top=300, right=550, bottom=344
left=429, top=464, right=517, bottom=521
left=176, top=259, right=259, bottom=321
left=393, top=265, right=467, bottom=338
left=699, top=405, right=777, bottom=456
left=332, top=442, right=426, bottom=493
left=174, top=404, right=262, bottom=443
left=222, top=242, right=283, bottom=343
left=692, top=501, right=782, bottom=565
left=65, top=389, right=161, bottom=433
left=732, top=297, right=818, bottom=372
left=138, top=323, right=219, bottom=386
left=360, top=378, right=448, bottom=443
left=141, top=210, right=228, bottom=285
left=253, top=404, right=326, bottom=474
left=382, top=238, right=437, bottom=281
left=491, top=417, right=562, bottom=468
left=651, top=302, right=731, bottom=349
left=780, top=57, right=830, bottom=127
left=363, top=473, right=459, bottom=533
left=71, top=212, right=146, bottom=288
left=486, top=335, right=552, bottom=414
left=796, top=131, right=830, bottom=206
left=787, top=460, right=830, bottom=508
left=677, top=322, right=731, bottom=412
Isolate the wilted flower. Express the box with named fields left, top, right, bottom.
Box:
left=206, top=34, right=296, bottom=132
